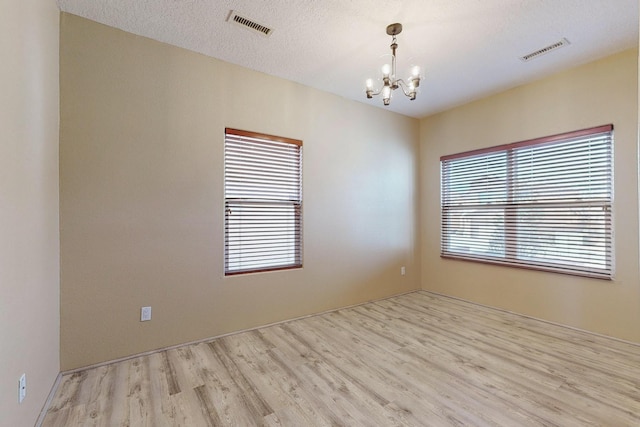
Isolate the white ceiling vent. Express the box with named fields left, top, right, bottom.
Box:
left=519, top=38, right=570, bottom=62
left=226, top=10, right=273, bottom=37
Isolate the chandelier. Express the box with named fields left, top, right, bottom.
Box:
left=365, top=23, right=421, bottom=105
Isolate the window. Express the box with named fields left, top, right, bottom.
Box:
left=224, top=128, right=302, bottom=275
left=440, top=125, right=613, bottom=279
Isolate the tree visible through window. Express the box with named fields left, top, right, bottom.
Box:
left=440, top=125, right=613, bottom=279
left=224, top=128, right=302, bottom=275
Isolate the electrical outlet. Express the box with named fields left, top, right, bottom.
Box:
left=18, top=374, right=26, bottom=403
left=141, top=306, right=152, bottom=322
left=401, top=266, right=406, bottom=276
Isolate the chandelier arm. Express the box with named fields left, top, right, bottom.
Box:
left=396, top=79, right=411, bottom=97
left=367, top=86, right=386, bottom=96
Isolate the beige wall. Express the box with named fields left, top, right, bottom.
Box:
left=58, top=11, right=640, bottom=371
left=420, top=48, right=640, bottom=342
left=59, top=14, right=420, bottom=370
left=0, top=1, right=60, bottom=425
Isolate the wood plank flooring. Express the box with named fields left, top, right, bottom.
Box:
left=41, top=291, right=640, bottom=426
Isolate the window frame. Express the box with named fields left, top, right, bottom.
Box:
left=440, top=124, right=614, bottom=280
left=224, top=128, right=303, bottom=276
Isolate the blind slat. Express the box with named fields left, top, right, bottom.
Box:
left=225, top=129, right=303, bottom=275
left=440, top=126, right=613, bottom=279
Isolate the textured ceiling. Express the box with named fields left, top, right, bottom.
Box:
left=56, top=0, right=638, bottom=118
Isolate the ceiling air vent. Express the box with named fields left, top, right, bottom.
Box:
left=519, top=38, right=570, bottom=62
left=226, top=10, right=273, bottom=37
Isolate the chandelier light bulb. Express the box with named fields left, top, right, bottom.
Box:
left=364, top=23, right=422, bottom=106
left=382, top=86, right=391, bottom=103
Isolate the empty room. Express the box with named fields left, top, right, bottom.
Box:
left=2, top=1, right=640, bottom=426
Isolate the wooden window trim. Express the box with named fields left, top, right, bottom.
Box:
left=225, top=128, right=303, bottom=147
left=441, top=124, right=613, bottom=162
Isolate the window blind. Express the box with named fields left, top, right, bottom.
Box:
left=440, top=125, right=613, bottom=279
left=224, top=128, right=302, bottom=275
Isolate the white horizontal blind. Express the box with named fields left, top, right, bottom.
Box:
left=441, top=125, right=613, bottom=279
left=225, top=128, right=302, bottom=275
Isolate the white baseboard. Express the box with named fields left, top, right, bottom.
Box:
left=35, top=372, right=62, bottom=427
left=61, top=288, right=420, bottom=375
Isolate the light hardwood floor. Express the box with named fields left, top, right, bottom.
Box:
left=42, top=291, right=640, bottom=426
